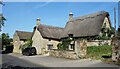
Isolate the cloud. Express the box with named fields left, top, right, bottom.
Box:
left=34, top=0, right=54, bottom=9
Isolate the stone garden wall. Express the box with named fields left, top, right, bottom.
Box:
left=87, top=40, right=111, bottom=46
left=112, top=37, right=120, bottom=63
left=49, top=50, right=79, bottom=59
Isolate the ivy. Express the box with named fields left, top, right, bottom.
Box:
left=57, top=37, right=73, bottom=50
left=97, top=27, right=114, bottom=40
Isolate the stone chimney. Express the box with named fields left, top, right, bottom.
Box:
left=36, top=18, right=40, bottom=26
left=69, top=11, right=73, bottom=21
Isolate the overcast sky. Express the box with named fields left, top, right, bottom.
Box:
left=2, top=2, right=119, bottom=38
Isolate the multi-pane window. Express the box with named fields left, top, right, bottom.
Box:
left=47, top=44, right=53, bottom=50
left=70, top=44, right=75, bottom=50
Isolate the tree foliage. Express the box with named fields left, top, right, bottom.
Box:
left=0, top=14, right=6, bottom=31
left=19, top=39, right=33, bottom=50
left=2, top=33, right=12, bottom=50
left=0, top=2, right=6, bottom=31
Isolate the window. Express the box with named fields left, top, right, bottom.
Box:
left=15, top=40, right=17, bottom=42
left=70, top=44, right=75, bottom=50
left=115, top=52, right=118, bottom=55
left=48, top=39, right=51, bottom=41
left=68, top=34, right=73, bottom=37
left=104, top=23, right=106, bottom=27
left=47, top=44, right=53, bottom=50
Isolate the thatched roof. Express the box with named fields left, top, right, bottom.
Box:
left=62, top=11, right=110, bottom=38
left=36, top=24, right=64, bottom=40
left=16, top=31, right=32, bottom=40
left=0, top=14, right=6, bottom=21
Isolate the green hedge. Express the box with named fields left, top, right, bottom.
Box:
left=87, top=45, right=112, bottom=59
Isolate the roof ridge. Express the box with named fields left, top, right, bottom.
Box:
left=39, top=24, right=64, bottom=29
left=73, top=11, right=108, bottom=21
left=16, top=30, right=32, bottom=33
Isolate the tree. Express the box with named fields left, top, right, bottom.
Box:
left=0, top=14, right=6, bottom=31
left=19, top=39, right=33, bottom=50
left=0, top=1, right=5, bottom=6
left=2, top=33, right=12, bottom=50
left=0, top=1, right=6, bottom=31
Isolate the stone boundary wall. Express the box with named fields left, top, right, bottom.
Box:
left=49, top=50, right=79, bottom=59
left=112, top=37, right=120, bottom=63
left=87, top=40, right=112, bottom=46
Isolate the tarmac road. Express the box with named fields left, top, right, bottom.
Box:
left=1, top=54, right=45, bottom=68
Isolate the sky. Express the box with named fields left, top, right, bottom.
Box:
left=2, top=2, right=119, bottom=38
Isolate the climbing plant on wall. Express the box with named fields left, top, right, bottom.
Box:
left=95, top=26, right=114, bottom=40
left=57, top=37, right=73, bottom=50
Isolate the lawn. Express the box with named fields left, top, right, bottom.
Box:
left=86, top=45, right=112, bottom=60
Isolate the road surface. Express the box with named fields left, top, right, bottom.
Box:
left=1, top=53, right=120, bottom=69
left=1, top=54, right=45, bottom=68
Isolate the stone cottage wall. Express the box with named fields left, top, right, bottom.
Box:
left=32, top=28, right=60, bottom=55
left=13, top=32, right=22, bottom=53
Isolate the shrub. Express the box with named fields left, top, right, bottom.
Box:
left=19, top=39, right=33, bottom=50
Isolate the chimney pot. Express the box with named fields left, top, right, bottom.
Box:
left=37, top=18, right=40, bottom=21
left=69, top=11, right=73, bottom=21
left=36, top=18, right=40, bottom=26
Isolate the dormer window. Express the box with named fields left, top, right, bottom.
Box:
left=48, top=39, right=51, bottom=41
left=68, top=34, right=73, bottom=40
left=68, top=34, right=73, bottom=38
left=104, top=23, right=106, bottom=26
left=104, top=28, right=108, bottom=33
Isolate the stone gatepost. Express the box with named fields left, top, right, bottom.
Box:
left=75, top=40, right=80, bottom=57
left=75, top=39, right=87, bottom=58
left=112, top=37, right=120, bottom=63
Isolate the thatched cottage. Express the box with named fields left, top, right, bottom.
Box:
left=32, top=18, right=64, bottom=54
left=11, top=10, right=112, bottom=56
left=13, top=31, right=32, bottom=53
left=32, top=11, right=112, bottom=55
left=60, top=11, right=112, bottom=57
left=49, top=11, right=113, bottom=59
